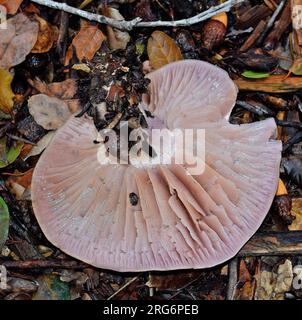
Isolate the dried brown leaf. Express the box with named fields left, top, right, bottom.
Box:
left=147, top=31, right=183, bottom=70
left=0, top=0, right=23, bottom=14
left=146, top=271, right=201, bottom=290
left=235, top=75, right=302, bottom=93
left=32, top=15, right=58, bottom=53
left=28, top=94, right=73, bottom=130
left=289, top=198, right=302, bottom=231
left=29, top=78, right=80, bottom=113
left=0, top=13, right=38, bottom=70
left=65, top=21, right=106, bottom=65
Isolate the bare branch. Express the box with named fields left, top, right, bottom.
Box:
left=31, top=0, right=246, bottom=31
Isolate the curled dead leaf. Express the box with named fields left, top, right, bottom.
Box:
left=32, top=15, right=58, bottom=53
left=0, top=13, right=38, bottom=70
left=147, top=31, right=183, bottom=70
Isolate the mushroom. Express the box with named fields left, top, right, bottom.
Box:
left=31, top=60, right=281, bottom=272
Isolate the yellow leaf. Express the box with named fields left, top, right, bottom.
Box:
left=0, top=69, right=15, bottom=113
left=147, top=31, right=183, bottom=70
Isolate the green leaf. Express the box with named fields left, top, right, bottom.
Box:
left=289, top=58, right=302, bottom=76
left=33, top=275, right=71, bottom=300
left=0, top=196, right=9, bottom=250
left=136, top=43, right=145, bottom=56
left=242, top=71, right=270, bottom=79
left=0, top=137, right=24, bottom=168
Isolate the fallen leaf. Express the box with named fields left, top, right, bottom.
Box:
left=0, top=13, right=38, bottom=70
left=0, top=137, right=24, bottom=168
left=29, top=78, right=80, bottom=113
left=146, top=271, right=201, bottom=290
left=0, top=69, right=15, bottom=113
left=0, top=0, right=23, bottom=14
left=19, top=144, right=33, bottom=159
left=289, top=198, right=302, bottom=231
left=32, top=15, right=58, bottom=53
left=23, top=3, right=40, bottom=14
left=28, top=94, right=73, bottom=130
left=147, top=31, right=183, bottom=70
left=104, top=7, right=130, bottom=50
left=254, top=270, right=276, bottom=300
left=11, top=169, right=33, bottom=188
left=0, top=196, right=9, bottom=250
left=33, top=275, right=71, bottom=300
left=234, top=260, right=256, bottom=300
left=273, top=259, right=293, bottom=300
left=65, top=20, right=106, bottom=65
left=5, top=277, right=38, bottom=293
left=72, top=63, right=91, bottom=73
left=241, top=70, right=270, bottom=79
left=235, top=75, right=302, bottom=93
left=23, top=131, right=55, bottom=160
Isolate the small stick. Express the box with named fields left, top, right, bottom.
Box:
left=226, top=258, right=238, bottom=300
left=283, top=130, right=302, bottom=152
left=0, top=259, right=89, bottom=269
left=263, top=0, right=291, bottom=50
left=6, top=134, right=37, bottom=146
left=31, top=0, right=245, bottom=31
left=107, top=276, right=140, bottom=300
left=238, top=231, right=302, bottom=256
left=236, top=100, right=274, bottom=117
left=276, top=120, right=302, bottom=130
left=239, top=19, right=268, bottom=52
left=256, top=0, right=286, bottom=46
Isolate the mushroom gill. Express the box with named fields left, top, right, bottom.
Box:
left=31, top=60, right=282, bottom=272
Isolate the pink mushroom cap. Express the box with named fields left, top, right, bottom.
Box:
left=32, top=60, right=282, bottom=272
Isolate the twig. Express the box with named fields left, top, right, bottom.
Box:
left=276, top=120, right=302, bottom=130
left=31, top=0, right=141, bottom=30
left=226, top=258, right=238, bottom=300
left=6, top=134, right=36, bottom=146
left=238, top=231, right=302, bottom=256
left=236, top=100, right=274, bottom=117
left=168, top=274, right=203, bottom=300
left=283, top=131, right=302, bottom=152
left=107, top=276, right=140, bottom=300
left=256, top=0, right=286, bottom=46
left=0, top=259, right=89, bottom=269
left=31, top=0, right=245, bottom=31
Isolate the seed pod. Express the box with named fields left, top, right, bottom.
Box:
left=273, top=179, right=295, bottom=225
left=201, top=13, right=227, bottom=51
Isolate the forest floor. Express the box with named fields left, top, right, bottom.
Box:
left=0, top=0, right=302, bottom=300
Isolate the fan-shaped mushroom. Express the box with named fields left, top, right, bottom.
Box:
left=32, top=60, right=281, bottom=271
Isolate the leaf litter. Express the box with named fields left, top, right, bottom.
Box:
left=0, top=0, right=302, bottom=301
